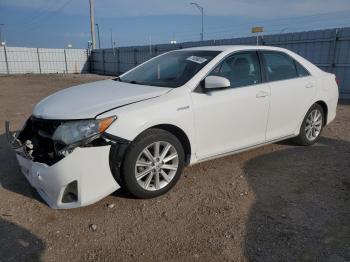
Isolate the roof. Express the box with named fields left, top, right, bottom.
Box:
left=183, top=45, right=286, bottom=52
left=182, top=45, right=323, bottom=76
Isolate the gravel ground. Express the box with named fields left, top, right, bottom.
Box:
left=0, top=74, right=349, bottom=262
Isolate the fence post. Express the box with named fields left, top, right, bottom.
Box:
left=112, top=48, right=117, bottom=75
left=3, top=45, right=9, bottom=74
left=117, top=48, right=120, bottom=75
left=329, top=28, right=339, bottom=73
left=87, top=48, right=91, bottom=73
left=63, top=49, right=68, bottom=73
left=102, top=49, right=106, bottom=74
left=36, top=48, right=42, bottom=74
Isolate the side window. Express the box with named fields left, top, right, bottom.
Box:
left=262, top=52, right=298, bottom=82
left=209, top=52, right=261, bottom=88
left=295, top=60, right=310, bottom=77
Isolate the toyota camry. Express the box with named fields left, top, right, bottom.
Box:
left=6, top=45, right=339, bottom=209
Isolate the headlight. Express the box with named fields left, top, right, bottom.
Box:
left=52, top=116, right=116, bottom=145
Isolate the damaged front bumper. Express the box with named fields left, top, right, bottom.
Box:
left=5, top=121, right=121, bottom=209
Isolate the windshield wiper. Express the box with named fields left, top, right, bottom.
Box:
left=114, top=78, right=144, bottom=85
left=127, top=80, right=149, bottom=86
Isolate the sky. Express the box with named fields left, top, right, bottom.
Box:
left=1, top=0, right=350, bottom=48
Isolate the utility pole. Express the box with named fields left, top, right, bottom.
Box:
left=110, top=28, right=116, bottom=55
left=191, top=2, right=204, bottom=41
left=95, top=23, right=101, bottom=48
left=110, top=28, right=113, bottom=48
left=89, top=0, right=96, bottom=49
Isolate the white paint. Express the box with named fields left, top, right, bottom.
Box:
left=33, top=79, right=171, bottom=119
left=16, top=145, right=119, bottom=209
left=103, top=45, right=338, bottom=163
left=204, top=76, right=230, bottom=89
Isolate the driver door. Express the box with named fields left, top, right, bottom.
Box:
left=190, top=51, right=271, bottom=160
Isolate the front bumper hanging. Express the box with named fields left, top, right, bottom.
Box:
left=5, top=120, right=121, bottom=209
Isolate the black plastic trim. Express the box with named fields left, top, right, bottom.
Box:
left=109, top=142, right=130, bottom=186
left=257, top=51, right=268, bottom=83
left=103, top=133, right=130, bottom=144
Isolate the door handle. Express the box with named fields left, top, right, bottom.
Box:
left=305, top=83, right=314, bottom=88
left=256, top=91, right=269, bottom=98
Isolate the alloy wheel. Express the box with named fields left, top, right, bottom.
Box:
left=305, top=109, right=323, bottom=141
left=135, top=141, right=179, bottom=191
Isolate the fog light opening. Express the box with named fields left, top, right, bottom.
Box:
left=62, top=181, right=78, bottom=203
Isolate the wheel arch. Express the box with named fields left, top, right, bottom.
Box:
left=295, top=100, right=329, bottom=136
left=148, top=124, right=192, bottom=166
left=315, top=100, right=328, bottom=125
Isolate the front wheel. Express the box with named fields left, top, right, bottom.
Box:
left=293, top=104, right=324, bottom=146
left=121, top=128, right=185, bottom=198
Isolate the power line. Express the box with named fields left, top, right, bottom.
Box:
left=12, top=0, right=74, bottom=34
left=10, top=1, right=61, bottom=26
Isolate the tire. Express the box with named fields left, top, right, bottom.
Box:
left=121, top=128, right=185, bottom=198
left=293, top=103, right=324, bottom=146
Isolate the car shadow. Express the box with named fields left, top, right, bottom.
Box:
left=244, top=136, right=350, bottom=261
left=111, top=187, right=135, bottom=199
left=0, top=217, right=45, bottom=261
left=0, top=134, right=45, bottom=204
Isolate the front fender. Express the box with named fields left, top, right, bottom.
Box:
left=97, top=87, right=197, bottom=160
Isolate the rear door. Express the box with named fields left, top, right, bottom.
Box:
left=260, top=51, right=316, bottom=141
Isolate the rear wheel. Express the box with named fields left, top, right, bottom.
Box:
left=121, top=128, right=185, bottom=198
left=293, top=104, right=324, bottom=146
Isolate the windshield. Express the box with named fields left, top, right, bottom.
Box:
left=119, top=50, right=221, bottom=88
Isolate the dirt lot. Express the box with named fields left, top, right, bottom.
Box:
left=0, top=74, right=349, bottom=262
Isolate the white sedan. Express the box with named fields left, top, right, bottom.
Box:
left=6, top=45, right=338, bottom=209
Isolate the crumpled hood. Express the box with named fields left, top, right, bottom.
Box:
left=33, top=79, right=171, bottom=120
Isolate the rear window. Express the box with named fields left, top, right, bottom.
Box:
left=262, top=52, right=298, bottom=82
left=295, top=60, right=310, bottom=77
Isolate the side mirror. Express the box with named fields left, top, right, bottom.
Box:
left=204, top=76, right=231, bottom=90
